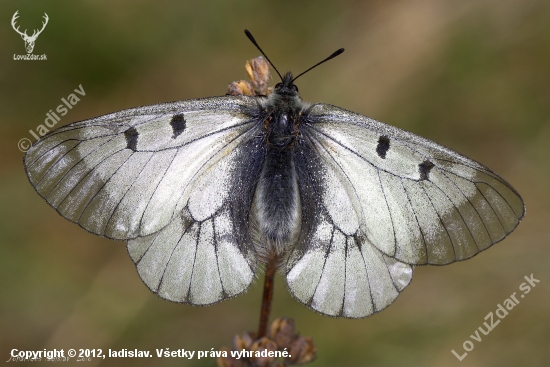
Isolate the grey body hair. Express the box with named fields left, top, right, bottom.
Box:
left=250, top=77, right=307, bottom=258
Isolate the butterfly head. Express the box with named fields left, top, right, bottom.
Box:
left=274, top=72, right=299, bottom=96
left=244, top=30, right=344, bottom=98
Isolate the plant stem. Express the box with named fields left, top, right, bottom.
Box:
left=258, top=254, right=277, bottom=337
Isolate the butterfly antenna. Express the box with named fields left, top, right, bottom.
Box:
left=244, top=29, right=283, bottom=82
left=291, top=48, right=345, bottom=83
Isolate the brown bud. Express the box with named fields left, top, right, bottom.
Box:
left=233, top=332, right=254, bottom=351
left=269, top=317, right=296, bottom=348
left=287, top=336, right=316, bottom=365
left=246, top=56, right=271, bottom=95
left=227, top=80, right=253, bottom=96
left=249, top=337, right=278, bottom=367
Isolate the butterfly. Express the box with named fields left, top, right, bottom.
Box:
left=24, top=30, right=524, bottom=318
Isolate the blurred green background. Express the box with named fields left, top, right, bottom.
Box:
left=1, top=0, right=549, bottom=366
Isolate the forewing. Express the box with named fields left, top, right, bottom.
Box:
left=24, top=96, right=259, bottom=240
left=286, top=140, right=413, bottom=318
left=127, top=137, right=266, bottom=305
left=301, top=103, right=524, bottom=266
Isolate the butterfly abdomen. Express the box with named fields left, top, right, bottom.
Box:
left=251, top=98, right=303, bottom=256
left=253, top=144, right=301, bottom=255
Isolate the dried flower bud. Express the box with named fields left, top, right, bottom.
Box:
left=234, top=332, right=254, bottom=351
left=227, top=56, right=271, bottom=96
left=227, top=80, right=253, bottom=96
left=223, top=317, right=315, bottom=366
left=245, top=56, right=271, bottom=95
left=269, top=317, right=296, bottom=348
left=287, top=336, right=316, bottom=365
left=249, top=337, right=278, bottom=367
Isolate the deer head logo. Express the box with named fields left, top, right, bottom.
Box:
left=12, top=11, right=49, bottom=54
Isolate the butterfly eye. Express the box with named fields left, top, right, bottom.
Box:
left=292, top=85, right=298, bottom=93
left=275, top=82, right=283, bottom=89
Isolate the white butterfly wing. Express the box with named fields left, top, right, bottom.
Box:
left=127, top=135, right=266, bottom=305
left=286, top=103, right=524, bottom=318
left=25, top=96, right=264, bottom=305
left=288, top=139, right=413, bottom=318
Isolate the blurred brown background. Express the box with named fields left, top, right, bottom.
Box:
left=1, top=0, right=549, bottom=366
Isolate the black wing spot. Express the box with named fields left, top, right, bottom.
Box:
left=170, top=113, right=186, bottom=138
left=419, top=160, right=435, bottom=181
left=124, top=127, right=139, bottom=151
left=376, top=136, right=390, bottom=159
